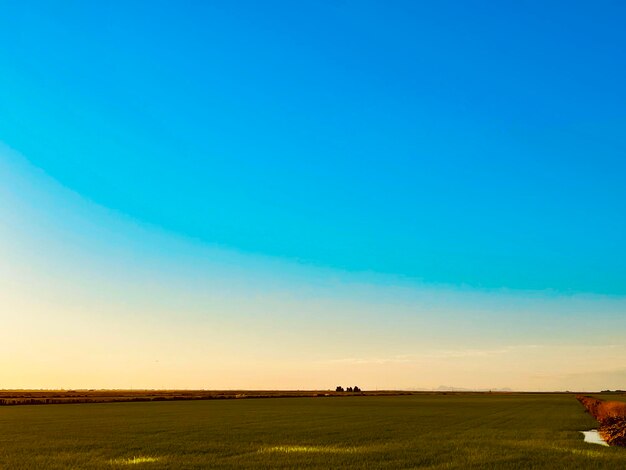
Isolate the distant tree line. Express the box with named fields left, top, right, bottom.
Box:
left=335, top=386, right=362, bottom=392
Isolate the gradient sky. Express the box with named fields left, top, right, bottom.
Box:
left=1, top=1, right=625, bottom=390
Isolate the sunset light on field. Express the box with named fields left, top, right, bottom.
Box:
left=2, top=3, right=626, bottom=467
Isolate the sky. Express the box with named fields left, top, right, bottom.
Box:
left=1, top=1, right=625, bottom=390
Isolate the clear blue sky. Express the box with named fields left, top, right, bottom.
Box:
left=2, top=1, right=626, bottom=390
left=1, top=0, right=625, bottom=295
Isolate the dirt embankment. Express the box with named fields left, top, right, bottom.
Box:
left=577, top=395, right=626, bottom=446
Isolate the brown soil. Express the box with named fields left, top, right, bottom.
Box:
left=0, top=389, right=523, bottom=406
left=577, top=395, right=626, bottom=446
left=0, top=389, right=412, bottom=406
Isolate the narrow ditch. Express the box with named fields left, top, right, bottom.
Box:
left=577, top=395, right=626, bottom=447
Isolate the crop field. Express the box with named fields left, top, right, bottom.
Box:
left=1, top=394, right=625, bottom=469
left=594, top=393, right=626, bottom=403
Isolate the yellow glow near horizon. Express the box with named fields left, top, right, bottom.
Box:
left=2, top=147, right=626, bottom=391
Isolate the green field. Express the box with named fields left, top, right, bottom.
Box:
left=593, top=393, right=626, bottom=403
left=1, top=394, right=625, bottom=469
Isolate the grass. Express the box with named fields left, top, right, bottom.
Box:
left=1, top=394, right=625, bottom=469
left=594, top=393, right=626, bottom=403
